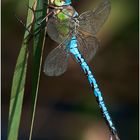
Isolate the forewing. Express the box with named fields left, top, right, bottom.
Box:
left=44, top=44, right=69, bottom=76
left=78, top=0, right=111, bottom=35
left=47, top=17, right=71, bottom=44
left=76, top=34, right=100, bottom=62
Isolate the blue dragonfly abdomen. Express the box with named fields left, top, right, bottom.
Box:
left=69, top=35, right=119, bottom=139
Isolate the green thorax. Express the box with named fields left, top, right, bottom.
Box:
left=56, top=7, right=75, bottom=21
left=55, top=6, right=75, bottom=37
left=57, top=10, right=69, bottom=21
left=56, top=9, right=71, bottom=37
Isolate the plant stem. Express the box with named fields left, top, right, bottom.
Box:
left=29, top=0, right=48, bottom=139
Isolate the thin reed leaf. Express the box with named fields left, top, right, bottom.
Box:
left=29, top=0, right=48, bottom=139
left=7, top=0, right=35, bottom=140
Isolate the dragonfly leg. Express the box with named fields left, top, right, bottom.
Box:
left=26, top=4, right=44, bottom=13
left=15, top=14, right=47, bottom=43
left=15, top=15, right=33, bottom=35
left=25, top=0, right=37, bottom=12
left=15, top=16, right=47, bottom=43
left=26, top=23, right=48, bottom=42
left=15, top=0, right=37, bottom=35
left=34, top=23, right=47, bottom=36
left=26, top=2, right=53, bottom=25
left=25, top=0, right=47, bottom=25
left=15, top=0, right=50, bottom=43
left=36, top=11, right=54, bottom=25
left=26, top=0, right=56, bottom=25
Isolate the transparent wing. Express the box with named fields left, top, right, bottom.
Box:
left=76, top=34, right=100, bottom=62
left=47, top=16, right=71, bottom=44
left=78, top=0, right=111, bottom=35
left=44, top=43, right=69, bottom=76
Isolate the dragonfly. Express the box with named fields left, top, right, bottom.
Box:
left=43, top=0, right=120, bottom=139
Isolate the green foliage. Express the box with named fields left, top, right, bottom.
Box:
left=7, top=45, right=28, bottom=140
left=7, top=0, right=48, bottom=140
left=29, top=0, right=48, bottom=139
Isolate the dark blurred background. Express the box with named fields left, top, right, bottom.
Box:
left=2, top=0, right=139, bottom=140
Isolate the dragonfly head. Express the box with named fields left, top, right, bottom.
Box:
left=56, top=6, right=77, bottom=21
left=50, top=0, right=71, bottom=6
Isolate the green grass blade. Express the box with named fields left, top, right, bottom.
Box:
left=7, top=46, right=28, bottom=140
left=7, top=0, right=35, bottom=140
left=29, top=0, right=48, bottom=139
